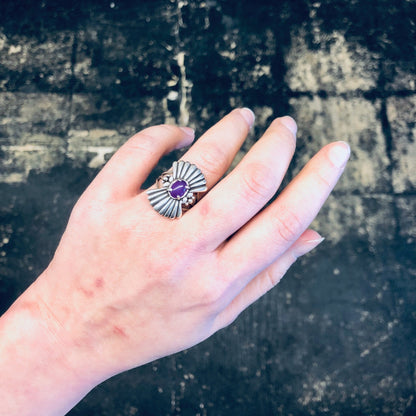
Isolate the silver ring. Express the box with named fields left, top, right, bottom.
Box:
left=147, top=160, right=207, bottom=219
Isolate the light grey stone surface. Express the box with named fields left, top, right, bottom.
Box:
left=387, top=95, right=416, bottom=193
left=285, top=27, right=380, bottom=94
left=0, top=0, right=415, bottom=415
left=290, top=96, right=390, bottom=194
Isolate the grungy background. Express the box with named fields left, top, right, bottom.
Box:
left=0, top=0, right=415, bottom=415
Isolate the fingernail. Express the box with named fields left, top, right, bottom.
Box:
left=240, top=107, right=255, bottom=128
left=176, top=127, right=195, bottom=149
left=179, top=126, right=195, bottom=138
left=293, top=235, right=325, bottom=259
left=280, top=116, right=297, bottom=135
left=306, top=236, right=325, bottom=245
left=328, top=141, right=351, bottom=168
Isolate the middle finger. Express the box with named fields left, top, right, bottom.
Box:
left=181, top=116, right=297, bottom=251
left=180, top=108, right=255, bottom=189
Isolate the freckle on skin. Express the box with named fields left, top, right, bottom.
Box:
left=78, top=286, right=94, bottom=298
left=199, top=199, right=210, bottom=217
left=95, top=278, right=104, bottom=289
left=83, top=288, right=94, bottom=297
left=113, top=326, right=127, bottom=338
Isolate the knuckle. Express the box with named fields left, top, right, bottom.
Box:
left=314, top=169, right=333, bottom=191
left=194, top=257, right=228, bottom=311
left=141, top=124, right=179, bottom=137
left=126, top=125, right=181, bottom=155
left=185, top=234, right=211, bottom=255
left=241, top=162, right=276, bottom=203
left=145, top=241, right=185, bottom=283
left=198, top=281, right=226, bottom=311
left=125, top=133, right=158, bottom=157
left=197, top=143, right=229, bottom=177
left=273, top=205, right=303, bottom=244
left=265, top=268, right=284, bottom=289
left=176, top=225, right=211, bottom=255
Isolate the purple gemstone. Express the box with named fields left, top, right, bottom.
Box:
left=169, top=180, right=188, bottom=199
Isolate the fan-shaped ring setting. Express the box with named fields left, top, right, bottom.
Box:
left=147, top=160, right=207, bottom=219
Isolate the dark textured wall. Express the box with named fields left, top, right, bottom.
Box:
left=0, top=1, right=415, bottom=415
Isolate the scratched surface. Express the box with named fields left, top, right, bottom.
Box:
left=0, top=0, right=415, bottom=415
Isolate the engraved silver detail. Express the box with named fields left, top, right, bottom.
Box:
left=147, top=160, right=207, bottom=219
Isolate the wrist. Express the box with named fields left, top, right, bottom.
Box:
left=0, top=272, right=98, bottom=416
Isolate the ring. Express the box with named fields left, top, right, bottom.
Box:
left=147, top=160, right=207, bottom=219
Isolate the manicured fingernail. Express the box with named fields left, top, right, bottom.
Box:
left=240, top=107, right=255, bottom=128
left=175, top=127, right=195, bottom=149
left=179, top=126, right=195, bottom=138
left=306, top=236, right=325, bottom=245
left=293, top=235, right=325, bottom=259
left=328, top=141, right=351, bottom=168
left=280, top=116, right=297, bottom=135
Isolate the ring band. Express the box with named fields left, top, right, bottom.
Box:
left=147, top=160, right=207, bottom=219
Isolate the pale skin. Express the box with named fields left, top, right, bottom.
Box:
left=0, top=108, right=350, bottom=415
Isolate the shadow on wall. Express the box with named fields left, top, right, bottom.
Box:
left=1, top=0, right=415, bottom=101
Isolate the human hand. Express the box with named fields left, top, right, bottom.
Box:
left=21, top=108, right=350, bottom=389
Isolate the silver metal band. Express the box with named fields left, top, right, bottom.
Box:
left=147, top=160, right=207, bottom=219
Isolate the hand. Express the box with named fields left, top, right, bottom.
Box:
left=7, top=108, right=349, bottom=407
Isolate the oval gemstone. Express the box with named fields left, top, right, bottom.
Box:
left=169, top=180, right=188, bottom=199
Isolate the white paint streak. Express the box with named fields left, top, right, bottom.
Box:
left=176, top=51, right=191, bottom=126
left=360, top=332, right=393, bottom=358
left=3, top=144, right=47, bottom=152
left=68, top=129, right=119, bottom=139
left=0, top=173, right=26, bottom=183
left=8, top=44, right=22, bottom=54
left=359, top=319, right=399, bottom=358
left=298, top=378, right=331, bottom=406
left=85, top=146, right=116, bottom=168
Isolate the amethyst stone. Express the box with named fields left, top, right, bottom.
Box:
left=169, top=180, right=188, bottom=199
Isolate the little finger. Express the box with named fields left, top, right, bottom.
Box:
left=213, top=229, right=324, bottom=330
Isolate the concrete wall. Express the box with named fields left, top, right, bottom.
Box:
left=0, top=1, right=415, bottom=414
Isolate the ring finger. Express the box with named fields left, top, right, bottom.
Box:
left=179, top=108, right=255, bottom=189
left=141, top=108, right=254, bottom=221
